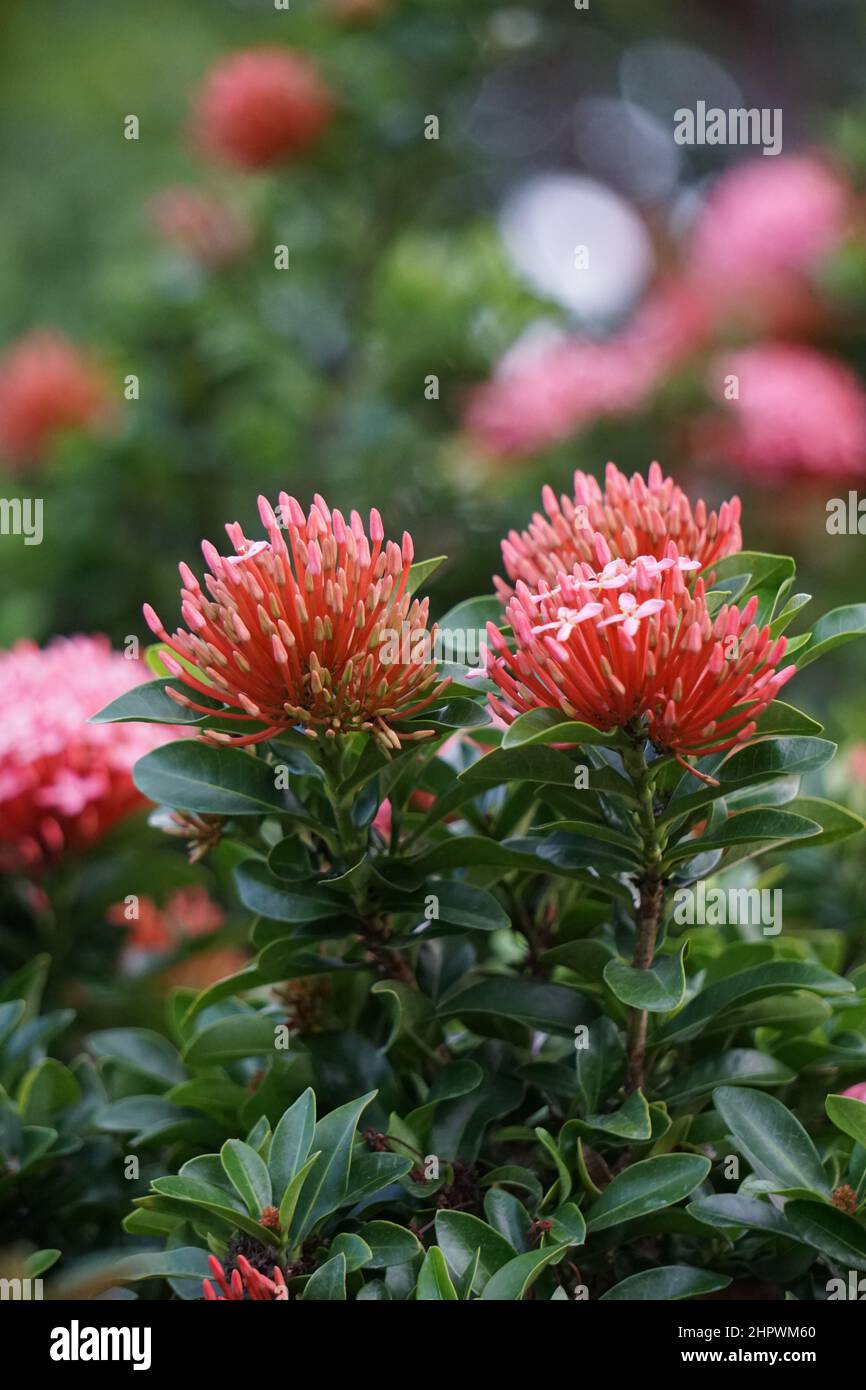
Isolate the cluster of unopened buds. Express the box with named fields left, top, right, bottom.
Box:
left=486, top=531, right=796, bottom=770
left=203, top=1254, right=288, bottom=1301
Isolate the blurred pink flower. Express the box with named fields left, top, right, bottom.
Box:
left=148, top=186, right=252, bottom=269
left=190, top=47, right=333, bottom=170
left=0, top=331, right=109, bottom=470
left=841, top=1081, right=866, bottom=1103
left=705, top=344, right=866, bottom=479
left=847, top=744, right=866, bottom=783
left=465, top=283, right=707, bottom=458
left=685, top=156, right=850, bottom=332
left=0, top=636, right=178, bottom=873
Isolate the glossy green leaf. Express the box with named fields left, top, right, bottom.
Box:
left=713, top=1086, right=830, bottom=1195
left=434, top=1211, right=515, bottom=1293
left=655, top=962, right=852, bottom=1044
left=785, top=1201, right=866, bottom=1271
left=301, top=1253, right=347, bottom=1300
left=133, top=741, right=288, bottom=815
left=604, top=947, right=687, bottom=1013
left=269, top=1088, right=316, bottom=1200
left=586, top=1155, right=711, bottom=1233
left=826, top=1094, right=866, bottom=1148
left=416, top=1245, right=458, bottom=1300
left=600, top=1265, right=731, bottom=1301
left=480, top=1244, right=570, bottom=1300
left=220, top=1139, right=272, bottom=1218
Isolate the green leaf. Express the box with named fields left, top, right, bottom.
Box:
left=437, top=978, right=587, bottom=1036
left=548, top=1203, right=587, bottom=1246
left=665, top=809, right=821, bottom=864
left=278, top=1152, right=321, bottom=1233
left=574, top=1016, right=625, bottom=1114
left=604, top=946, right=687, bottom=1013
left=290, top=1092, right=376, bottom=1241
left=754, top=701, right=822, bottom=737
left=18, top=1059, right=80, bottom=1125
left=182, top=1013, right=279, bottom=1067
left=133, top=741, right=289, bottom=815
left=785, top=1201, right=866, bottom=1271
left=88, top=1028, right=185, bottom=1086
left=269, top=1088, right=316, bottom=1201
left=795, top=603, right=866, bottom=669
left=301, top=1253, right=347, bottom=1300
left=786, top=797, right=866, bottom=848
left=150, top=1176, right=278, bottom=1245
left=90, top=678, right=219, bottom=726
left=358, top=1221, right=423, bottom=1269
left=116, top=1247, right=214, bottom=1283
left=661, top=1050, right=794, bottom=1107
left=501, top=708, right=619, bottom=749
left=418, top=880, right=509, bottom=932
left=235, top=861, right=345, bottom=923
left=221, top=1139, right=272, bottom=1218
left=713, top=1086, right=830, bottom=1195
left=23, top=1248, right=61, bottom=1278
left=434, top=1211, right=515, bottom=1293
left=600, top=1266, right=731, bottom=1301
left=655, top=962, right=853, bottom=1044
left=662, top=737, right=837, bottom=824
left=329, top=1232, right=372, bottom=1274
left=573, top=1090, right=652, bottom=1143
left=687, top=1194, right=798, bottom=1239
left=416, top=1245, right=458, bottom=1300
left=826, top=1094, right=866, bottom=1148
left=480, top=1244, right=570, bottom=1300
left=407, top=554, right=447, bottom=594
left=586, top=1155, right=711, bottom=1232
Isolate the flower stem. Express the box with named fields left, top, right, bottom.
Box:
left=621, top=730, right=666, bottom=1093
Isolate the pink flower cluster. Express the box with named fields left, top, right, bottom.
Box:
left=706, top=344, right=866, bottom=478
left=465, top=284, right=707, bottom=458
left=0, top=636, right=176, bottom=873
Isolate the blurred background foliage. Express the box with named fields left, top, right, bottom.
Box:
left=1, top=0, right=866, bottom=744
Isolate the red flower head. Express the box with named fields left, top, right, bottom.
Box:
left=144, top=494, right=449, bottom=752
left=496, top=462, right=742, bottom=603
left=203, top=1254, right=288, bottom=1301
left=0, top=331, right=109, bottom=470
left=148, top=186, right=252, bottom=269
left=486, top=536, right=796, bottom=768
left=190, top=47, right=333, bottom=169
left=0, top=636, right=177, bottom=873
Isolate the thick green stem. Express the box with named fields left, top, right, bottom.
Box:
left=621, top=732, right=666, bottom=1093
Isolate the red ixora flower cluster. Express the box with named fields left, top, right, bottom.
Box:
left=203, top=1255, right=288, bottom=1301
left=0, top=637, right=175, bottom=873
left=0, top=330, right=109, bottom=469
left=485, top=535, right=796, bottom=767
left=496, top=461, right=742, bottom=602
left=190, top=47, right=333, bottom=169
left=144, top=494, right=448, bottom=751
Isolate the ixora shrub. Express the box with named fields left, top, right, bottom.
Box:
left=81, top=463, right=866, bottom=1301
